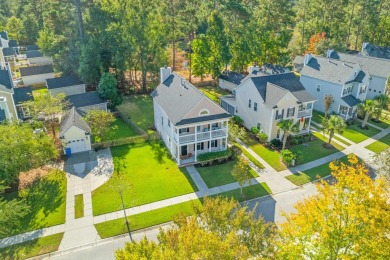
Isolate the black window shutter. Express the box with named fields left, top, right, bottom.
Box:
left=281, top=109, right=284, bottom=118
left=292, top=107, right=295, bottom=117
left=275, top=110, right=279, bottom=120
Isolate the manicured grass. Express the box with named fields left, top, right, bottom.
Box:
left=0, top=233, right=64, bottom=260
left=116, top=95, right=154, bottom=132
left=198, top=86, right=230, bottom=103
left=232, top=141, right=265, bottom=169
left=289, top=132, right=344, bottom=165
left=32, top=88, right=48, bottom=97
left=95, top=183, right=271, bottom=238
left=365, top=133, right=390, bottom=153
left=93, top=117, right=139, bottom=143
left=340, top=124, right=381, bottom=143
left=240, top=132, right=286, bottom=171
left=285, top=156, right=352, bottom=185
left=1, top=170, right=67, bottom=238
left=75, top=194, right=84, bottom=219
left=312, top=110, right=326, bottom=124
left=333, top=135, right=352, bottom=146
left=367, top=115, right=390, bottom=129
left=92, top=142, right=198, bottom=216
left=196, top=159, right=258, bottom=188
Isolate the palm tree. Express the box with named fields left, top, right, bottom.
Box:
left=358, top=100, right=379, bottom=128
left=322, top=115, right=346, bottom=144
left=277, top=119, right=299, bottom=150
left=374, top=94, right=390, bottom=121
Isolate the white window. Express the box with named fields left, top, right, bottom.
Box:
left=248, top=99, right=251, bottom=108
left=307, top=103, right=313, bottom=110
left=211, top=140, right=217, bottom=147
left=316, top=85, right=321, bottom=92
left=168, top=119, right=171, bottom=127
left=197, top=142, right=204, bottom=150
left=161, top=116, right=163, bottom=125
left=287, top=107, right=295, bottom=117
left=254, top=102, right=257, bottom=111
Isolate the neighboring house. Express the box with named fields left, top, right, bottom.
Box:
left=299, top=53, right=369, bottom=120
left=241, top=64, right=290, bottom=82
left=26, top=45, right=39, bottom=51
left=59, top=106, right=92, bottom=154
left=152, top=66, right=231, bottom=166
left=0, top=63, right=33, bottom=122
left=26, top=50, right=52, bottom=65
left=293, top=56, right=304, bottom=72
left=220, top=73, right=316, bottom=142
left=361, top=42, right=390, bottom=60
left=328, top=49, right=390, bottom=99
left=46, top=75, right=85, bottom=96
left=19, top=64, right=54, bottom=85
left=218, top=70, right=245, bottom=92
left=67, top=91, right=107, bottom=114
left=0, top=47, right=17, bottom=67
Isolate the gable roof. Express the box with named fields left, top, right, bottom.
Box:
left=67, top=92, right=105, bottom=108
left=2, top=47, right=16, bottom=57
left=13, top=86, right=34, bottom=105
left=46, top=75, right=84, bottom=89
left=249, top=72, right=315, bottom=103
left=329, top=51, right=390, bottom=78
left=264, top=82, right=290, bottom=106
left=20, top=65, right=54, bottom=77
left=0, top=67, right=13, bottom=93
left=151, top=72, right=230, bottom=126
left=341, top=95, right=362, bottom=107
left=26, top=50, right=44, bottom=58
left=26, top=45, right=39, bottom=51
left=60, top=106, right=90, bottom=136
left=8, top=40, right=18, bottom=48
left=362, top=43, right=390, bottom=60
left=262, top=63, right=289, bottom=75
left=0, top=31, right=8, bottom=40
left=300, top=56, right=359, bottom=85
left=219, top=70, right=245, bottom=85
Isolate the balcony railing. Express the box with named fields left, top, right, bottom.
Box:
left=211, top=128, right=227, bottom=138
left=197, top=132, right=210, bottom=141
left=179, top=134, right=195, bottom=144
left=175, top=128, right=228, bottom=144
left=298, top=109, right=312, bottom=118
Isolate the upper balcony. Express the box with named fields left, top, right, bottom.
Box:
left=173, top=121, right=228, bottom=144
left=297, top=108, right=312, bottom=118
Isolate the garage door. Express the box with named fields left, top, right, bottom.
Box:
left=66, top=139, right=87, bottom=154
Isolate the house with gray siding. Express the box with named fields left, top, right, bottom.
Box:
left=27, top=50, right=52, bottom=65
left=67, top=91, right=107, bottom=114
left=152, top=66, right=231, bottom=166
left=20, top=64, right=54, bottom=85
left=218, top=70, right=245, bottom=92
left=46, top=75, right=85, bottom=96
left=220, top=72, right=316, bottom=142
left=299, top=53, right=370, bottom=120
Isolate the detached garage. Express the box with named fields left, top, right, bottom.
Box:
left=60, top=106, right=92, bottom=154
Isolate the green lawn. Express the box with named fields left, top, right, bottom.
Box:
left=92, top=142, right=198, bottom=216
left=289, top=132, right=344, bottom=165
left=340, top=124, right=381, bottom=143
left=196, top=159, right=258, bottom=188
left=232, top=141, right=265, bottom=170
left=198, top=86, right=230, bottom=103
left=75, top=194, right=84, bottom=219
left=286, top=156, right=352, bottom=185
left=93, top=117, right=139, bottom=143
left=333, top=135, right=352, bottom=146
left=367, top=116, right=390, bottom=129
left=116, top=95, right=154, bottom=132
left=95, top=183, right=271, bottom=238
left=365, top=134, right=390, bottom=153
left=0, top=233, right=64, bottom=260
left=1, top=170, right=67, bottom=238
left=240, top=132, right=286, bottom=171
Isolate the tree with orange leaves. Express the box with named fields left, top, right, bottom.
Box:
left=306, top=32, right=330, bottom=55
left=277, top=154, right=390, bottom=259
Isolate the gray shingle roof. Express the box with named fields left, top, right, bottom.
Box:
left=26, top=45, right=39, bottom=51
left=46, top=75, right=84, bottom=89
left=330, top=51, right=390, bottom=78
left=13, top=86, right=34, bottom=105
left=342, top=95, right=362, bottom=107
left=151, top=72, right=230, bottom=125
left=262, top=63, right=289, bottom=75
left=26, top=50, right=43, bottom=58
left=300, top=56, right=359, bottom=85
left=219, top=70, right=245, bottom=85
left=8, top=40, right=18, bottom=48
left=0, top=31, right=8, bottom=40
left=250, top=72, right=315, bottom=103
left=362, top=43, right=390, bottom=60
left=345, top=70, right=366, bottom=84
left=20, top=65, right=54, bottom=77
left=2, top=47, right=16, bottom=57
left=60, top=106, right=91, bottom=136
left=67, top=92, right=105, bottom=108
left=0, top=68, right=13, bottom=93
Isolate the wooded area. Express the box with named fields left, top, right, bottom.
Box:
left=1, top=0, right=389, bottom=90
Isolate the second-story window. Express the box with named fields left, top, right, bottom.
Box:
left=287, top=107, right=295, bottom=117
left=248, top=99, right=251, bottom=108
left=168, top=119, right=170, bottom=127
left=254, top=102, right=257, bottom=111
left=316, top=85, right=321, bottom=92
left=161, top=116, right=164, bottom=125
left=275, top=109, right=284, bottom=120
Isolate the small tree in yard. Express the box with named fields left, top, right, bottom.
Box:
left=257, top=132, right=268, bottom=143
left=228, top=121, right=246, bottom=142
left=231, top=157, right=252, bottom=197
left=84, top=110, right=116, bottom=142
left=324, top=95, right=334, bottom=118
left=277, top=119, right=299, bottom=150
left=25, top=93, right=70, bottom=139
left=98, top=72, right=122, bottom=107
left=322, top=115, right=346, bottom=145
left=358, top=99, right=379, bottom=128
left=373, top=94, right=390, bottom=121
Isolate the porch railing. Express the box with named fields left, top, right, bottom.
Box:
left=298, top=109, right=312, bottom=118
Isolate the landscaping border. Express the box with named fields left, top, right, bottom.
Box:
left=92, top=132, right=160, bottom=149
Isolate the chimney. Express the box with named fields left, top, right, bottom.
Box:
left=304, top=53, right=312, bottom=66
left=326, top=48, right=334, bottom=59
left=160, top=66, right=172, bottom=84
left=249, top=64, right=259, bottom=74
left=362, top=42, right=369, bottom=51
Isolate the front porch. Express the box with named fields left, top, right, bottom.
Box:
left=339, top=105, right=357, bottom=121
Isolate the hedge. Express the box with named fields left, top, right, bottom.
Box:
left=197, top=149, right=232, bottom=162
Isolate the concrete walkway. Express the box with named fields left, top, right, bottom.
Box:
left=186, top=166, right=208, bottom=192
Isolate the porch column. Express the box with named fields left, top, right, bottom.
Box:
left=194, top=125, right=198, bottom=162
left=177, top=145, right=180, bottom=165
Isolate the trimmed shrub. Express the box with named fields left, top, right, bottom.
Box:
left=281, top=149, right=295, bottom=166
left=270, top=138, right=282, bottom=149
left=197, top=149, right=232, bottom=162
left=250, top=127, right=260, bottom=135
left=257, top=132, right=268, bottom=144
left=232, top=115, right=244, bottom=125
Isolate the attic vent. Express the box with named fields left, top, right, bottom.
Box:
left=199, top=109, right=210, bottom=116
left=181, top=78, right=188, bottom=90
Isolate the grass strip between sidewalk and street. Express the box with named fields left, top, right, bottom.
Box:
left=75, top=194, right=84, bottom=219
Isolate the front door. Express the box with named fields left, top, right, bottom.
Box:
left=181, top=145, right=188, bottom=156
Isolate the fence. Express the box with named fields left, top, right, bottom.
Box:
left=192, top=80, right=217, bottom=87
left=92, top=132, right=160, bottom=149
left=116, top=109, right=146, bottom=135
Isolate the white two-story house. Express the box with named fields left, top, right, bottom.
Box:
left=152, top=66, right=231, bottom=166
left=300, top=53, right=370, bottom=120
left=220, top=72, right=316, bottom=141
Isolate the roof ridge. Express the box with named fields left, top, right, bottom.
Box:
left=171, top=72, right=205, bottom=96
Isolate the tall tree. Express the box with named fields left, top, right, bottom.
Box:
left=97, top=72, right=122, bottom=107
left=84, top=109, right=116, bottom=142
left=231, top=157, right=252, bottom=197
left=373, top=94, right=390, bottom=121
left=358, top=99, right=379, bottom=128
left=324, top=95, right=334, bottom=118
left=277, top=119, right=299, bottom=150
left=322, top=115, right=346, bottom=144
